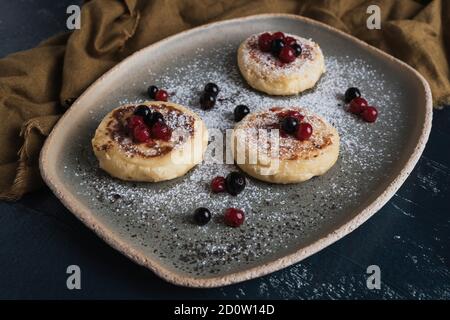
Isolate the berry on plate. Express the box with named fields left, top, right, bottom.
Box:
left=234, top=105, right=250, bottom=122
left=200, top=93, right=216, bottom=110
left=224, top=208, right=245, bottom=227
left=147, top=85, right=158, bottom=99
left=204, top=82, right=219, bottom=97
left=155, top=89, right=168, bottom=102
left=193, top=207, right=212, bottom=226
left=349, top=97, right=368, bottom=114
left=362, top=106, right=378, bottom=123
left=211, top=176, right=226, bottom=193
left=344, top=87, right=361, bottom=103
left=225, top=172, right=246, bottom=196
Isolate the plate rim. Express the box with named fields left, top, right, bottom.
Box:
left=39, top=13, right=433, bottom=288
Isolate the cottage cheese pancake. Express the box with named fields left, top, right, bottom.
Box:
left=92, top=101, right=208, bottom=182
left=232, top=107, right=339, bottom=183
left=237, top=32, right=325, bottom=95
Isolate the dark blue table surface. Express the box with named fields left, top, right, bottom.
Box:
left=1, top=0, right=449, bottom=300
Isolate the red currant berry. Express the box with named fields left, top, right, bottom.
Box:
left=258, top=32, right=273, bottom=52
left=361, top=106, right=378, bottom=123
left=279, top=110, right=304, bottom=121
left=151, top=122, right=172, bottom=141
left=155, top=89, right=168, bottom=102
left=211, top=176, right=226, bottom=193
left=133, top=125, right=150, bottom=143
left=288, top=111, right=304, bottom=121
left=224, top=208, right=245, bottom=227
left=284, top=36, right=296, bottom=46
left=272, top=31, right=285, bottom=40
left=279, top=46, right=296, bottom=63
left=127, top=115, right=144, bottom=130
left=296, top=122, right=313, bottom=141
left=349, top=97, right=368, bottom=114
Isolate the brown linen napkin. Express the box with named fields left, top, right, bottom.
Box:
left=0, top=0, right=449, bottom=201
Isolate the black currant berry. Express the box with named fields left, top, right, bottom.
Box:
left=234, top=105, right=250, bottom=122
left=291, top=43, right=302, bottom=57
left=281, top=116, right=299, bottom=134
left=225, top=172, right=246, bottom=196
left=134, top=105, right=150, bottom=117
left=147, top=85, right=159, bottom=99
left=200, top=93, right=216, bottom=110
left=344, top=87, right=361, bottom=103
left=193, top=207, right=212, bottom=226
left=271, top=38, right=285, bottom=55
left=144, top=111, right=164, bottom=126
left=204, top=83, right=219, bottom=97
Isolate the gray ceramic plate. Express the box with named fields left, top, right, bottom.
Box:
left=40, top=14, right=432, bottom=287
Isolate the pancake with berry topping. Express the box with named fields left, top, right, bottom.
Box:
left=232, top=107, right=339, bottom=184
left=92, top=101, right=208, bottom=182
left=237, top=32, right=325, bottom=96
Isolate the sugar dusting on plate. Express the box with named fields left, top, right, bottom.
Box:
left=67, top=44, right=407, bottom=276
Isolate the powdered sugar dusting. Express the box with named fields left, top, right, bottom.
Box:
left=65, top=41, right=410, bottom=277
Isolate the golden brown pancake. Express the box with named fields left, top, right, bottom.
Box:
left=232, top=107, right=339, bottom=184
left=92, top=101, right=208, bottom=182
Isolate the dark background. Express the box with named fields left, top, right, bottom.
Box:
left=0, top=0, right=449, bottom=299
